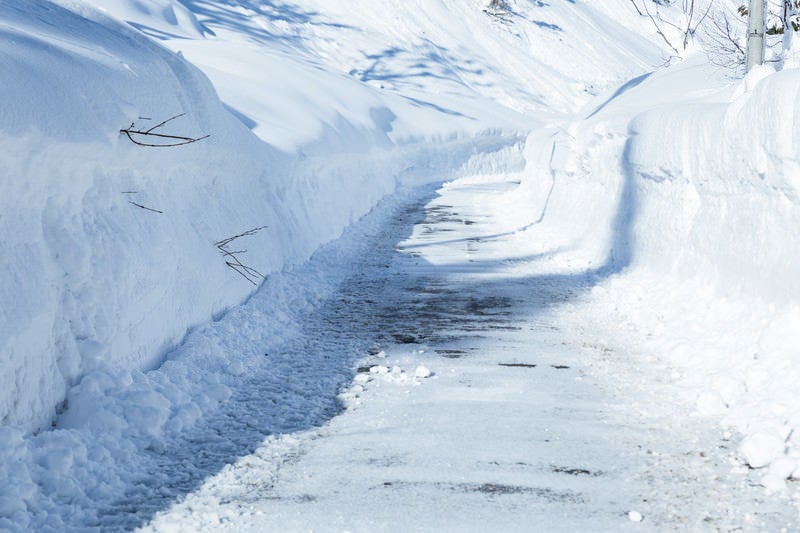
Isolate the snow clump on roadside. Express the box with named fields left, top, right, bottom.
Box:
left=339, top=360, right=434, bottom=407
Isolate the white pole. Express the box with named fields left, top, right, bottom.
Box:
left=746, top=0, right=766, bottom=72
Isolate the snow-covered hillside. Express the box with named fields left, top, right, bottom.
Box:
left=2, top=0, right=800, bottom=529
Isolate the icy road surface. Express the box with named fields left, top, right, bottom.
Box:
left=141, top=174, right=796, bottom=532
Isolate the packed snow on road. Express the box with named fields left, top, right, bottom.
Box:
left=1, top=0, right=800, bottom=531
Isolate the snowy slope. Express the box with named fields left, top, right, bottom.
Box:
left=0, top=1, right=668, bottom=528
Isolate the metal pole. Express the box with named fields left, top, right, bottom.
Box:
left=746, top=0, right=766, bottom=72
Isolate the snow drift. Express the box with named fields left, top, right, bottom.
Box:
left=610, top=63, right=800, bottom=490
left=515, top=55, right=800, bottom=489
left=0, top=1, right=268, bottom=430
left=0, top=1, right=485, bottom=432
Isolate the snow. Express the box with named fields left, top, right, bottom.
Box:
left=2, top=0, right=800, bottom=530
left=569, top=58, right=800, bottom=484
left=142, top=170, right=796, bottom=531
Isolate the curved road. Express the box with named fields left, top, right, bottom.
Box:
left=140, top=173, right=794, bottom=532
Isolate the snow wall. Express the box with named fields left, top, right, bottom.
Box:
left=0, top=2, right=521, bottom=433
left=518, top=62, right=800, bottom=488
left=622, top=65, right=800, bottom=489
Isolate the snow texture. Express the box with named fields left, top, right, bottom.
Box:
left=1, top=0, right=800, bottom=529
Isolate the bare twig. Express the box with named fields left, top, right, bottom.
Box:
left=215, top=226, right=268, bottom=285
left=128, top=201, right=164, bottom=214
left=120, top=113, right=210, bottom=147
left=144, top=113, right=185, bottom=134
left=629, top=0, right=644, bottom=16
left=630, top=0, right=681, bottom=54
left=484, top=0, right=513, bottom=21
left=629, top=0, right=717, bottom=53
left=703, top=8, right=747, bottom=68
left=123, top=192, right=163, bottom=214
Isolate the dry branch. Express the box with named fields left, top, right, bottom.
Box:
left=215, top=226, right=268, bottom=285
left=123, top=192, right=163, bottom=214
left=128, top=201, right=164, bottom=214
left=484, top=0, right=512, bottom=21
left=120, top=113, right=210, bottom=147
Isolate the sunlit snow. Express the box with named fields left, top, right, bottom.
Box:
left=1, top=0, right=800, bottom=531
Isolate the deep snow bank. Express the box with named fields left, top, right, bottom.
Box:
left=618, top=64, right=800, bottom=490
left=1, top=1, right=272, bottom=431
left=0, top=0, right=666, bottom=435
left=0, top=1, right=512, bottom=434
left=517, top=55, right=800, bottom=491
left=0, top=141, right=526, bottom=532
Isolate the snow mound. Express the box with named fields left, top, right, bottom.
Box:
left=517, top=53, right=800, bottom=486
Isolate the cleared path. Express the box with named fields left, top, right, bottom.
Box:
left=143, top=174, right=795, bottom=532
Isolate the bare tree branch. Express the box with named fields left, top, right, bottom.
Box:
left=215, top=226, right=268, bottom=285
left=630, top=0, right=682, bottom=54
left=630, top=0, right=716, bottom=52
left=120, top=113, right=210, bottom=148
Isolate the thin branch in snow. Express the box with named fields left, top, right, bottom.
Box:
left=120, top=113, right=210, bottom=147
left=123, top=192, right=163, bottom=214
left=143, top=113, right=184, bottom=134
left=127, top=201, right=164, bottom=214
left=702, top=8, right=747, bottom=68
left=215, top=226, right=268, bottom=285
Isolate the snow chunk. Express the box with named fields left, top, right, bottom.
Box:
left=768, top=456, right=797, bottom=480
left=740, top=430, right=785, bottom=469
left=354, top=373, right=371, bottom=385
left=695, top=391, right=727, bottom=416
left=415, top=366, right=432, bottom=379
left=762, top=473, right=787, bottom=494
left=227, top=361, right=245, bottom=376
left=370, top=365, right=389, bottom=375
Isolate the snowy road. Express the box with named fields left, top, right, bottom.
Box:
left=135, top=173, right=797, bottom=532
left=7, top=2, right=800, bottom=532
